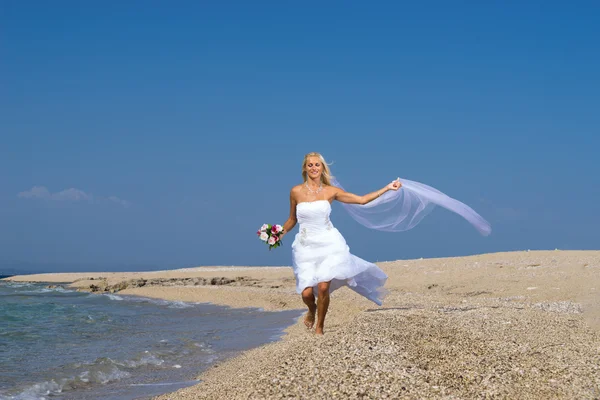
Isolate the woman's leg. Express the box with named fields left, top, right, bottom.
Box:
left=316, top=281, right=331, bottom=335
left=301, top=287, right=317, bottom=329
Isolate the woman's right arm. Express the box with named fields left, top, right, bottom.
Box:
left=281, top=188, right=298, bottom=239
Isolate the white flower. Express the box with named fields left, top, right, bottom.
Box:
left=275, top=224, right=283, bottom=232
left=260, top=224, right=269, bottom=232
left=268, top=236, right=277, bottom=245
left=260, top=232, right=269, bottom=242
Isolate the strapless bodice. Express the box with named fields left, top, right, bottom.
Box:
left=296, top=200, right=334, bottom=234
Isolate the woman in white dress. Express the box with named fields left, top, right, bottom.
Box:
left=279, top=152, right=402, bottom=335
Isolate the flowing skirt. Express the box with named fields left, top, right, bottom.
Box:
left=291, top=226, right=388, bottom=306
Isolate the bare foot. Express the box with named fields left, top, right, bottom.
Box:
left=315, top=327, right=324, bottom=335
left=304, top=306, right=316, bottom=329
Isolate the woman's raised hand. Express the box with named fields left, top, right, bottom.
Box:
left=387, top=178, right=402, bottom=191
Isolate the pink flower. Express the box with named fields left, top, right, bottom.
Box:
left=257, top=223, right=283, bottom=250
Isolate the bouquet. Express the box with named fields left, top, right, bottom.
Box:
left=257, top=224, right=284, bottom=250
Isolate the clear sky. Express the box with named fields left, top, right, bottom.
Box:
left=2, top=1, right=599, bottom=272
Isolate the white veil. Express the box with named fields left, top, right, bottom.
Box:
left=331, top=177, right=491, bottom=236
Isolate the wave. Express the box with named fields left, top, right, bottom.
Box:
left=103, top=293, right=123, bottom=301
left=101, top=293, right=194, bottom=309
left=0, top=282, right=34, bottom=289
left=129, top=379, right=199, bottom=387
left=0, top=351, right=168, bottom=400
left=0, top=366, right=129, bottom=400
left=128, top=297, right=194, bottom=309
left=19, top=286, right=74, bottom=295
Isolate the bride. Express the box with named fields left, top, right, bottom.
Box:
left=279, top=152, right=401, bottom=335
left=278, top=152, right=491, bottom=335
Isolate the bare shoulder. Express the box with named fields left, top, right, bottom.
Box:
left=324, top=184, right=342, bottom=199
left=291, top=184, right=304, bottom=194
left=290, top=184, right=304, bottom=198
left=325, top=184, right=342, bottom=193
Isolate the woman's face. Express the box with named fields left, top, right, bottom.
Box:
left=305, top=156, right=323, bottom=181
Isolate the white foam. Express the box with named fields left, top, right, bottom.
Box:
left=4, top=282, right=35, bottom=289
left=95, top=368, right=131, bottom=384
left=0, top=364, right=131, bottom=400
left=128, top=380, right=199, bottom=387
left=109, top=295, right=194, bottom=309
left=120, top=352, right=164, bottom=368
left=51, top=287, right=73, bottom=293
left=166, top=301, right=193, bottom=309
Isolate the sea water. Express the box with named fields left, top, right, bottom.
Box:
left=0, top=281, right=301, bottom=399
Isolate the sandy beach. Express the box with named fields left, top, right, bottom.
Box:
left=5, top=250, right=600, bottom=399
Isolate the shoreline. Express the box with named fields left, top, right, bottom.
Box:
left=0, top=281, right=304, bottom=400
left=4, top=250, right=600, bottom=399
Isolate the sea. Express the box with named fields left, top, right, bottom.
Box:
left=0, top=280, right=302, bottom=399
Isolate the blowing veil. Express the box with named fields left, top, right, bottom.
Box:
left=331, top=177, right=491, bottom=236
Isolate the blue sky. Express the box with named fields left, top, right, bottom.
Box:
left=1, top=1, right=599, bottom=271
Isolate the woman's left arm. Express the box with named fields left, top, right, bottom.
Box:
left=334, top=179, right=402, bottom=205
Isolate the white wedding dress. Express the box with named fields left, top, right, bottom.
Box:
left=292, top=200, right=388, bottom=306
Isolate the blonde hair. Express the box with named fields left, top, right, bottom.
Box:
left=302, top=152, right=334, bottom=186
